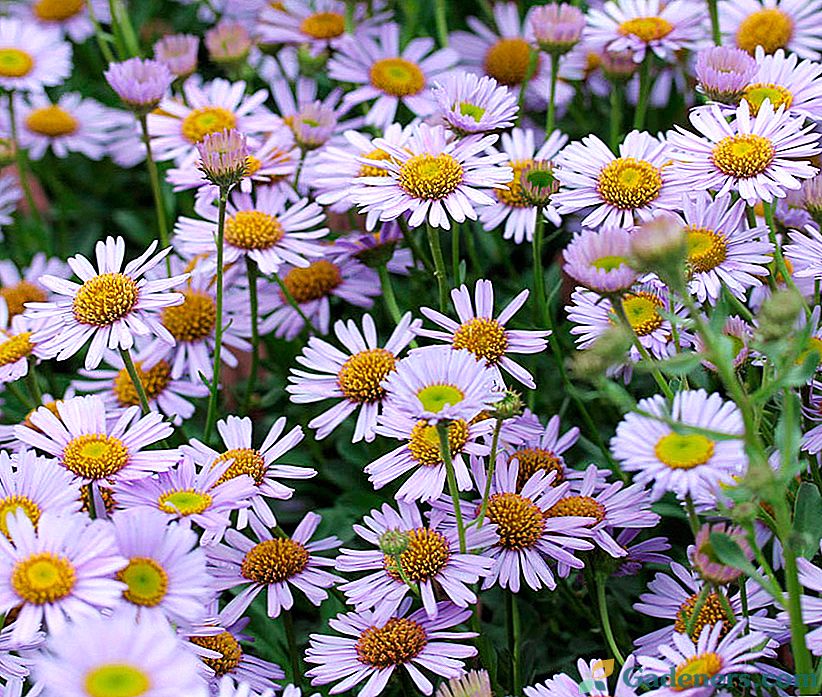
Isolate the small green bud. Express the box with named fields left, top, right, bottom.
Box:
left=490, top=390, right=525, bottom=420
left=629, top=213, right=688, bottom=284
left=755, top=288, right=803, bottom=343
left=378, top=529, right=410, bottom=557
left=519, top=160, right=558, bottom=207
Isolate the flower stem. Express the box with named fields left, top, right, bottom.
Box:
left=273, top=272, right=313, bottom=329
left=474, top=417, right=503, bottom=528
left=283, top=610, right=302, bottom=690
left=434, top=0, right=449, bottom=48
left=516, top=50, right=539, bottom=124
left=609, top=83, right=622, bottom=152
left=25, top=357, right=42, bottom=405
left=595, top=573, right=625, bottom=666
left=506, top=591, right=522, bottom=696
left=707, top=0, right=721, bottom=45
left=684, top=584, right=711, bottom=639
left=684, top=494, right=701, bottom=537
left=87, top=0, right=115, bottom=64
left=436, top=422, right=466, bottom=553
left=8, top=93, right=44, bottom=230
left=119, top=347, right=151, bottom=414
left=426, top=223, right=450, bottom=312
left=532, top=206, right=547, bottom=326
left=203, top=189, right=229, bottom=443
left=377, top=264, right=403, bottom=324
left=86, top=483, right=97, bottom=520
left=451, top=223, right=461, bottom=285
left=398, top=216, right=434, bottom=273
left=633, top=53, right=652, bottom=130
left=242, top=256, right=260, bottom=415
left=764, top=201, right=808, bottom=312
left=545, top=54, right=560, bottom=135
left=139, top=114, right=171, bottom=275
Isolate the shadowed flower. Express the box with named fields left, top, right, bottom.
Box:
left=105, top=57, right=174, bottom=114
left=695, top=46, right=757, bottom=104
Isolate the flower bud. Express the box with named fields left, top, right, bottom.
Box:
left=754, top=288, right=804, bottom=342
left=205, top=21, right=252, bottom=67
left=104, top=57, right=173, bottom=115
left=695, top=46, right=756, bottom=105
left=378, top=529, right=410, bottom=557
left=529, top=3, right=585, bottom=56
left=571, top=326, right=632, bottom=379
left=519, top=160, right=558, bottom=207
left=490, top=390, right=525, bottom=420
left=690, top=522, right=752, bottom=585
left=197, top=128, right=249, bottom=190
left=800, top=173, right=822, bottom=228
left=629, top=213, right=687, bottom=283
left=154, top=33, right=199, bottom=78
left=601, top=49, right=638, bottom=82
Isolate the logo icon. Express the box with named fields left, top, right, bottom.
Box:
left=578, top=659, right=615, bottom=695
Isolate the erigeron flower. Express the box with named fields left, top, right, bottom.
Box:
left=196, top=128, right=249, bottom=190
left=270, top=77, right=350, bottom=151
left=432, top=72, right=518, bottom=135
left=205, top=20, right=252, bottom=66
left=154, top=33, right=199, bottom=78
left=0, top=176, right=21, bottom=241
left=529, top=3, right=586, bottom=55
left=0, top=299, right=41, bottom=385
left=720, top=0, right=822, bottom=60
left=695, top=46, right=757, bottom=104
left=104, top=58, right=174, bottom=114
left=9, top=0, right=109, bottom=43
left=0, top=18, right=71, bottom=93
left=563, top=226, right=639, bottom=294
left=737, top=47, right=822, bottom=119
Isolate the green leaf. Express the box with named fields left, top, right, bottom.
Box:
left=709, top=532, right=782, bottom=600
left=636, top=351, right=703, bottom=377
left=794, top=483, right=822, bottom=558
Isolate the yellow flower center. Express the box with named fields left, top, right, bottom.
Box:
left=416, top=384, right=465, bottom=413
left=0, top=49, right=34, bottom=78
left=655, top=433, right=715, bottom=469
left=736, top=8, right=793, bottom=55
left=225, top=210, right=285, bottom=250
left=0, top=281, right=47, bottom=317
left=452, top=317, right=508, bottom=365
left=597, top=157, right=663, bottom=210
left=62, top=434, right=130, bottom=479
left=509, top=448, right=564, bottom=490
left=743, top=83, right=793, bottom=116
left=299, top=11, right=345, bottom=39
left=157, top=489, right=213, bottom=516
left=240, top=538, right=310, bottom=583
left=383, top=528, right=450, bottom=582
left=181, top=106, right=237, bottom=144
left=674, top=652, right=723, bottom=691
left=161, top=289, right=216, bottom=343
left=398, top=153, right=464, bottom=200
left=358, top=148, right=394, bottom=178
left=711, top=134, right=775, bottom=178
left=618, top=291, right=664, bottom=336
left=0, top=331, right=33, bottom=366
left=674, top=591, right=731, bottom=642
left=484, top=38, right=532, bottom=86
left=686, top=227, right=728, bottom=274
left=338, top=348, right=397, bottom=403
left=618, top=16, right=674, bottom=42
left=213, top=448, right=266, bottom=485
left=281, top=260, right=342, bottom=303
left=545, top=495, right=606, bottom=523
left=369, top=57, right=425, bottom=97
left=84, top=664, right=151, bottom=697
left=118, top=557, right=168, bottom=607
left=25, top=105, right=78, bottom=137
left=496, top=159, right=532, bottom=208
left=11, top=552, right=76, bottom=604
left=408, top=419, right=469, bottom=466
left=0, top=495, right=40, bottom=539
left=244, top=155, right=262, bottom=177
left=112, top=360, right=171, bottom=407
left=355, top=617, right=428, bottom=667
left=487, top=492, right=545, bottom=549
left=34, top=0, right=85, bottom=21
left=190, top=632, right=242, bottom=675
left=72, top=273, right=139, bottom=327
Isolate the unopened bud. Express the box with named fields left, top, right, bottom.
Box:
left=491, top=390, right=525, bottom=420
left=571, top=325, right=632, bottom=379
left=801, top=174, right=822, bottom=228
left=379, top=529, right=410, bottom=557
left=755, top=288, right=804, bottom=342
left=529, top=3, right=585, bottom=56
left=629, top=213, right=687, bottom=283
left=601, top=49, right=637, bottom=82
left=205, top=21, right=252, bottom=67
left=519, top=160, right=558, bottom=207
left=197, top=128, right=248, bottom=190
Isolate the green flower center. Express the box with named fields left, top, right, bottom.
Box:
left=417, top=384, right=465, bottom=413
left=84, top=664, right=151, bottom=697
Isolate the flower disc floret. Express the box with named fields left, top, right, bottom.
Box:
left=399, top=153, right=464, bottom=200
left=62, top=434, right=130, bottom=479
left=674, top=652, right=723, bottom=688
left=596, top=157, right=663, bottom=210
left=486, top=492, right=545, bottom=549
left=496, top=159, right=532, bottom=208
left=545, top=495, right=606, bottom=523
left=686, top=227, right=728, bottom=274
left=299, top=11, right=345, bottom=39
left=383, top=528, right=450, bottom=583
left=33, top=0, right=85, bottom=21
left=0, top=49, right=33, bottom=78
left=0, top=331, right=33, bottom=366
left=225, top=210, right=285, bottom=250
left=408, top=419, right=469, bottom=466
left=452, top=317, right=508, bottom=364
left=83, top=664, right=151, bottom=697
left=369, top=58, right=425, bottom=97
left=0, top=495, right=40, bottom=537
left=157, top=489, right=212, bottom=516
left=338, top=348, right=397, bottom=403
left=483, top=38, right=532, bottom=86
left=743, top=83, right=793, bottom=115
left=181, top=106, right=237, bottom=144
left=281, top=261, right=342, bottom=303
left=112, top=360, right=171, bottom=407
left=161, top=289, right=216, bottom=342
left=655, top=433, right=716, bottom=469
left=673, top=591, right=730, bottom=641
left=240, top=538, right=310, bottom=583
left=12, top=552, right=76, bottom=604
left=1, top=281, right=46, bottom=317
left=618, top=16, right=674, bottom=42
left=618, top=292, right=664, bottom=336
left=736, top=9, right=793, bottom=55
left=25, top=105, right=78, bottom=137
left=213, top=447, right=266, bottom=485
left=117, top=557, right=168, bottom=607
left=510, top=448, right=564, bottom=489
left=72, top=273, right=139, bottom=326
left=355, top=617, right=428, bottom=667
left=711, top=134, right=775, bottom=178
left=189, top=632, right=242, bottom=675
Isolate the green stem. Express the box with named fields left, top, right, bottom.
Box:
left=119, top=348, right=151, bottom=414
left=532, top=206, right=547, bottom=326
left=707, top=0, right=721, bottom=45
left=203, top=190, right=229, bottom=443
left=86, top=483, right=97, bottom=520
left=25, top=357, right=42, bottom=405
left=283, top=611, right=302, bottom=689
left=507, top=591, right=522, bottom=696
left=546, top=54, right=560, bottom=135
left=433, top=0, right=449, bottom=47
left=764, top=201, right=808, bottom=313
left=139, top=115, right=171, bottom=275
left=609, top=82, right=622, bottom=152
left=87, top=0, right=115, bottom=64
left=451, top=223, right=461, bottom=285
left=684, top=494, right=701, bottom=537
left=684, top=584, right=711, bottom=639
left=377, top=264, right=403, bottom=325
left=426, top=223, right=450, bottom=312
left=474, top=417, right=503, bottom=527
left=242, top=257, right=260, bottom=415
left=273, top=272, right=313, bottom=330
left=596, top=574, right=626, bottom=665
left=392, top=553, right=420, bottom=596
left=633, top=53, right=652, bottom=130
left=8, top=93, right=44, bottom=230
left=516, top=50, right=539, bottom=125
left=437, top=422, right=466, bottom=553
left=7, top=381, right=34, bottom=411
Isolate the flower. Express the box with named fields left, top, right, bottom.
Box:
left=693, top=315, right=753, bottom=371
left=611, top=390, right=747, bottom=502
left=691, top=522, right=753, bottom=585
left=553, top=130, right=680, bottom=228
left=525, top=656, right=642, bottom=697
left=797, top=545, right=822, bottom=654
left=478, top=127, right=567, bottom=244
left=336, top=501, right=494, bottom=620
left=0, top=512, right=126, bottom=641
left=612, top=528, right=672, bottom=577
left=586, top=0, right=706, bottom=64
left=667, top=100, right=820, bottom=204
left=529, top=3, right=586, bottom=55
left=205, top=20, right=252, bottom=65
left=740, top=47, right=822, bottom=119
left=34, top=607, right=208, bottom=697
left=305, top=602, right=477, bottom=696
left=196, top=128, right=249, bottom=190
left=353, top=123, right=512, bottom=230
left=112, top=508, right=213, bottom=625
left=695, top=46, right=757, bottom=104
left=271, top=77, right=349, bottom=150
left=287, top=312, right=419, bottom=443
left=329, top=23, right=458, bottom=129
left=182, top=415, right=314, bottom=528
left=104, top=58, right=174, bottom=114
left=432, top=72, right=518, bottom=135
left=24, top=236, right=188, bottom=370
left=0, top=18, right=71, bottom=93
left=207, top=512, right=340, bottom=623
left=9, top=0, right=110, bottom=43
left=0, top=298, right=40, bottom=385
left=16, top=394, right=178, bottom=484
left=415, top=279, right=550, bottom=388
left=154, top=33, right=199, bottom=77
left=175, top=186, right=327, bottom=275
left=720, top=0, right=822, bottom=60
left=563, top=226, right=639, bottom=293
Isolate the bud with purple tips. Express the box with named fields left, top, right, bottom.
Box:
left=197, top=128, right=249, bottom=190
left=104, top=58, right=173, bottom=114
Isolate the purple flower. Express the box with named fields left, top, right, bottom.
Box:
left=154, top=33, right=199, bottom=78
left=104, top=57, right=173, bottom=113
left=205, top=20, right=252, bottom=65
left=563, top=226, right=638, bottom=294
left=197, top=128, right=249, bottom=189
left=528, top=3, right=585, bottom=54
left=432, top=72, right=518, bottom=135
left=690, top=522, right=752, bottom=585
left=695, top=46, right=756, bottom=104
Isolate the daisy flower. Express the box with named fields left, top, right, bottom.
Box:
left=381, top=346, right=502, bottom=424
left=0, top=512, right=126, bottom=642
left=15, top=394, right=178, bottom=484
left=525, top=656, right=642, bottom=697
left=182, top=415, right=314, bottom=528
left=695, top=46, right=757, bottom=104
left=0, top=18, right=71, bottom=93
left=33, top=608, right=208, bottom=697
left=335, top=501, right=494, bottom=620
left=352, top=122, right=512, bottom=230
left=113, top=454, right=257, bottom=545
left=586, top=1, right=707, bottom=64
left=147, top=77, right=281, bottom=164
left=415, top=279, right=550, bottom=389
left=528, top=3, right=586, bottom=55
left=563, top=226, right=639, bottom=294
left=610, top=389, right=747, bottom=502
left=736, top=47, right=822, bottom=119
left=154, top=33, right=199, bottom=78
left=720, top=0, right=822, bottom=60
left=206, top=512, right=340, bottom=623
left=9, top=0, right=110, bottom=44
left=73, top=348, right=208, bottom=425
left=478, top=128, right=567, bottom=244
left=174, top=187, right=327, bottom=276
left=693, top=315, right=754, bottom=371
left=781, top=224, right=822, bottom=281
left=432, top=72, right=518, bottom=135
left=105, top=57, right=174, bottom=114
left=305, top=602, right=477, bottom=697
left=366, top=410, right=495, bottom=502
left=0, top=299, right=40, bottom=385
left=0, top=253, right=65, bottom=320
left=287, top=312, right=419, bottom=443
left=0, top=175, right=21, bottom=240
left=24, top=236, right=188, bottom=370
left=553, top=130, right=681, bottom=228
left=612, top=528, right=672, bottom=577
left=263, top=257, right=379, bottom=340
left=328, top=22, right=458, bottom=129
left=270, top=77, right=351, bottom=151
left=667, top=100, right=820, bottom=204
left=676, top=191, right=774, bottom=304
